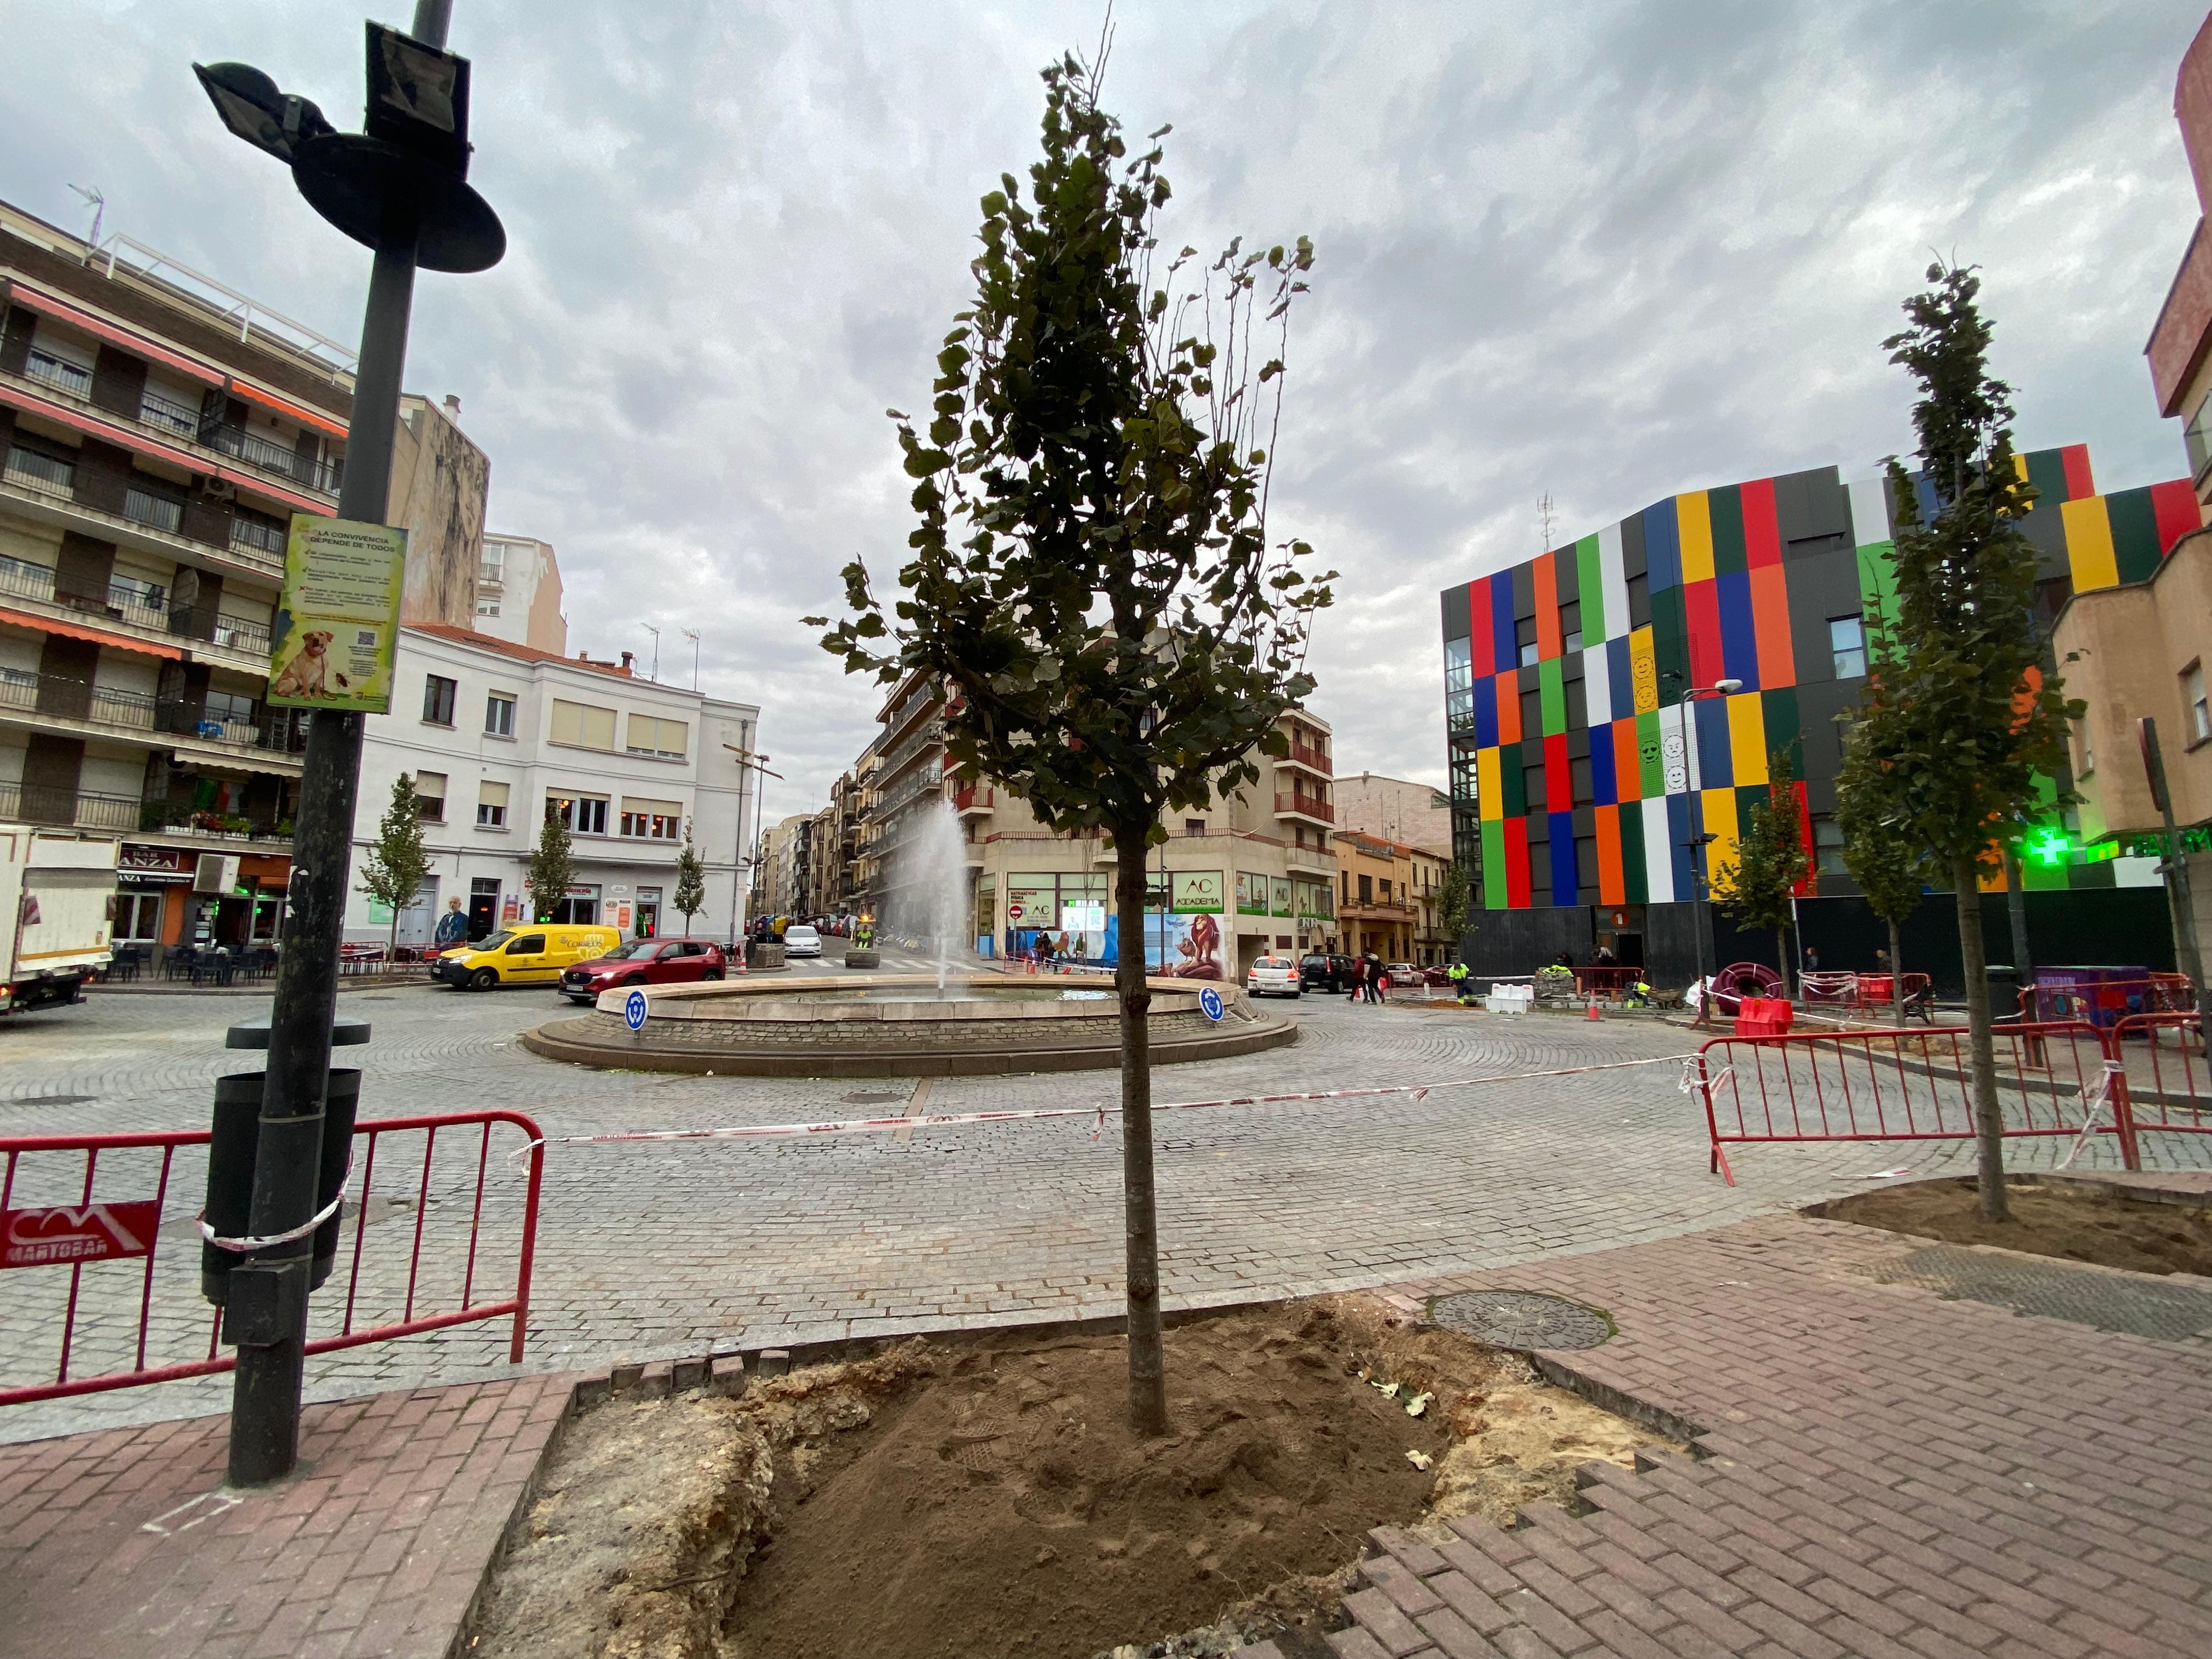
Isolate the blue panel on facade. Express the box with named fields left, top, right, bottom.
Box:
left=1474, top=676, right=1497, bottom=747
left=1588, top=728, right=1616, bottom=805
left=1606, top=634, right=1634, bottom=718
left=1664, top=792, right=1694, bottom=898
left=1549, top=810, right=1577, bottom=901
left=1643, top=503, right=1682, bottom=592
left=1489, top=571, right=1516, bottom=668
left=1694, top=696, right=1733, bottom=787
left=1717, top=569, right=1759, bottom=691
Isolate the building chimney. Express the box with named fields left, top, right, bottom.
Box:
left=620, top=651, right=634, bottom=670
left=442, top=393, right=461, bottom=424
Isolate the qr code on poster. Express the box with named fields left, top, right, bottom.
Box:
left=354, top=630, right=377, bottom=647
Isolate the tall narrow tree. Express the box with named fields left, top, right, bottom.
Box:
left=1437, top=859, right=1472, bottom=953
left=357, top=773, right=432, bottom=962
left=1846, top=262, right=2081, bottom=1221
left=1835, top=715, right=1928, bottom=1026
left=811, top=53, right=1328, bottom=1435
left=1710, top=748, right=1812, bottom=995
left=524, top=804, right=577, bottom=924
left=673, top=822, right=707, bottom=934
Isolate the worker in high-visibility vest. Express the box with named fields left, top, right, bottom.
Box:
left=1446, top=960, right=1471, bottom=1005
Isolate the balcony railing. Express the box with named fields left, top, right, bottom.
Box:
left=1275, top=792, right=1335, bottom=822
left=951, top=783, right=995, bottom=814
left=22, top=350, right=93, bottom=399
left=0, top=668, right=308, bottom=755
left=202, top=424, right=343, bottom=495
left=121, top=487, right=185, bottom=535
left=1286, top=740, right=1331, bottom=772
left=211, top=612, right=273, bottom=656
left=4, top=446, right=76, bottom=496
left=138, top=388, right=202, bottom=438
left=230, top=514, right=287, bottom=558
left=0, top=780, right=140, bottom=832
left=0, top=554, right=271, bottom=657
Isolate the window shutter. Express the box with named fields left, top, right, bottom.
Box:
left=549, top=699, right=584, bottom=744
left=478, top=780, right=510, bottom=810
left=581, top=705, right=616, bottom=749
left=413, top=770, right=447, bottom=799
left=622, top=797, right=682, bottom=819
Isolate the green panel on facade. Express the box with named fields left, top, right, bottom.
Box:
left=1760, top=686, right=1803, bottom=773
left=2024, top=448, right=2069, bottom=509
left=1618, top=806, right=1646, bottom=903
left=1636, top=709, right=1666, bottom=797
left=1709, top=484, right=1747, bottom=575
left=2104, top=487, right=2164, bottom=584
left=1500, top=743, right=1527, bottom=818
left=1855, top=540, right=1899, bottom=628
left=1575, top=534, right=1605, bottom=640
left=1481, top=819, right=1508, bottom=909
left=1539, top=657, right=1566, bottom=735
left=1650, top=585, right=1688, bottom=692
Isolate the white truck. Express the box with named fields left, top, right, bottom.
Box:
left=0, top=826, right=120, bottom=1014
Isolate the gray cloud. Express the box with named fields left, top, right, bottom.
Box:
left=5, top=1, right=2201, bottom=810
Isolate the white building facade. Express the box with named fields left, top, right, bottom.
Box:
left=346, top=624, right=760, bottom=946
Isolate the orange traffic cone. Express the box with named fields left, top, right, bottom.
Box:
left=1586, top=999, right=1602, bottom=1021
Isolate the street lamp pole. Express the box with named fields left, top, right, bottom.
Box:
left=199, top=0, right=501, bottom=1486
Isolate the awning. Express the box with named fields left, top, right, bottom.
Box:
left=216, top=466, right=330, bottom=518
left=3, top=282, right=224, bottom=386
left=226, top=377, right=349, bottom=440
left=0, top=382, right=201, bottom=474
left=0, top=605, right=183, bottom=659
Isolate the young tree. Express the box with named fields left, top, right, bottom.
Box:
left=1709, top=748, right=1812, bottom=995
left=357, top=773, right=432, bottom=962
left=1835, top=720, right=1928, bottom=1026
left=524, top=804, right=577, bottom=924
left=1847, top=262, right=2081, bottom=1221
left=811, top=53, right=1329, bottom=1434
left=673, top=821, right=707, bottom=933
left=1437, top=859, right=1472, bottom=952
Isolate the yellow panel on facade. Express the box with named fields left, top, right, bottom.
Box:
left=1629, top=626, right=1658, bottom=713
left=2060, top=497, right=2119, bottom=592
left=1727, top=693, right=1767, bottom=786
left=1701, top=788, right=1740, bottom=885
left=1677, top=491, right=1715, bottom=584
left=1477, top=747, right=1503, bottom=821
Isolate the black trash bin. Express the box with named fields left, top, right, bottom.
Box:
left=201, top=1070, right=362, bottom=1304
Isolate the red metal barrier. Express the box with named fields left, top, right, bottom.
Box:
left=0, top=1108, right=543, bottom=1407
left=1571, top=966, right=1640, bottom=997
left=2106, top=1012, right=2212, bottom=1153
left=1802, top=971, right=1931, bottom=1013
left=1693, top=1022, right=2110, bottom=1184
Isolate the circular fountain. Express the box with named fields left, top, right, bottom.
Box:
left=521, top=972, right=1295, bottom=1076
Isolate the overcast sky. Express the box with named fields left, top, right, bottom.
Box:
left=5, top=1, right=2206, bottom=814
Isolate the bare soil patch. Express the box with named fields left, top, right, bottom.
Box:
left=1821, top=1177, right=2212, bottom=1277
left=471, top=1296, right=1669, bottom=1659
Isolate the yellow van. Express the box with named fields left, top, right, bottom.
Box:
left=431, top=924, right=623, bottom=990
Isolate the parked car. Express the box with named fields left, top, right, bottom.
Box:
left=1298, top=952, right=1355, bottom=993
left=1384, top=962, right=1421, bottom=988
left=560, top=938, right=729, bottom=1004
left=432, top=924, right=622, bottom=990
left=1246, top=955, right=1302, bottom=998
left=783, top=924, right=822, bottom=958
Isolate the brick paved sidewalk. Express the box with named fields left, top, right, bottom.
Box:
left=0, top=1372, right=575, bottom=1659
left=1266, top=1212, right=2212, bottom=1659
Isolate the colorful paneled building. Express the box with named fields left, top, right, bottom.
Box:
left=1438, top=446, right=2199, bottom=967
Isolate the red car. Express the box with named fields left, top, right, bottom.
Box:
left=560, top=938, right=730, bottom=1003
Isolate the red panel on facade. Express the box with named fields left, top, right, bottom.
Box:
left=1792, top=780, right=1816, bottom=897
left=1503, top=817, right=1531, bottom=909
left=1740, top=477, right=1780, bottom=568
left=1544, top=731, right=1571, bottom=814
left=2059, top=444, right=2095, bottom=500
left=1750, top=564, right=1794, bottom=689
left=1532, top=552, right=1560, bottom=660
left=1594, top=804, right=1624, bottom=906
left=1684, top=578, right=1724, bottom=688
left=1468, top=581, right=1494, bottom=677
left=2149, top=478, right=2202, bottom=554
left=1494, top=670, right=1521, bottom=744
left=1611, top=719, right=1641, bottom=804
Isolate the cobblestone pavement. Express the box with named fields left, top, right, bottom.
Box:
left=3, top=973, right=2199, bottom=1443
left=1283, top=1212, right=2212, bottom=1659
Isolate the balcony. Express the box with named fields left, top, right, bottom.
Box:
left=1275, top=791, right=1335, bottom=826
left=0, top=552, right=274, bottom=671
left=22, top=349, right=94, bottom=401
left=1340, top=897, right=1418, bottom=920
left=0, top=668, right=308, bottom=764
left=137, top=803, right=294, bottom=846
left=951, top=783, right=995, bottom=816
left=1281, top=739, right=1333, bottom=777
left=0, top=780, right=140, bottom=833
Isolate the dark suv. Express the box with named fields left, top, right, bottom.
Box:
left=1299, top=952, right=1354, bottom=993
left=561, top=938, right=729, bottom=1003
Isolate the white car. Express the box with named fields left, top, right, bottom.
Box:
left=1246, top=955, right=1301, bottom=998
left=783, top=924, right=822, bottom=958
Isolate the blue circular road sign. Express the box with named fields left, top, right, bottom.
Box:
left=1198, top=986, right=1224, bottom=1023
left=623, top=988, right=648, bottom=1031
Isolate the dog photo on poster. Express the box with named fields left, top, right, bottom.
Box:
left=268, top=516, right=408, bottom=713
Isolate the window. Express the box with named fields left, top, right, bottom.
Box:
left=412, top=771, right=447, bottom=822
left=422, top=674, right=456, bottom=725
left=1626, top=571, right=1650, bottom=629
left=204, top=689, right=256, bottom=726
left=551, top=793, right=608, bottom=835
left=1569, top=754, right=1594, bottom=804
left=620, top=797, right=684, bottom=840
left=626, top=713, right=690, bottom=759
left=1358, top=874, right=1374, bottom=904
left=1379, top=878, right=1392, bottom=901
left=506, top=934, right=545, bottom=956
left=477, top=779, right=510, bottom=828
left=550, top=698, right=616, bottom=749
left=1516, top=616, right=1538, bottom=667
left=476, top=599, right=501, bottom=618
left=1560, top=600, right=1582, bottom=655
left=484, top=692, right=516, bottom=737
left=1829, top=616, right=1866, bottom=680
left=2190, top=398, right=2212, bottom=485
left=2186, top=663, right=2210, bottom=743
left=1814, top=817, right=1846, bottom=877
left=479, top=543, right=505, bottom=582
left=1521, top=686, right=1542, bottom=733
left=2076, top=718, right=2094, bottom=777
left=1185, top=818, right=1206, bottom=837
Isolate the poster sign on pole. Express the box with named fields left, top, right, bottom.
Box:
left=267, top=516, right=408, bottom=713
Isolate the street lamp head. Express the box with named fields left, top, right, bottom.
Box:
left=1712, top=678, right=1743, bottom=695
left=193, top=62, right=333, bottom=165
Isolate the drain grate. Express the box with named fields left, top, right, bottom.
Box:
left=1429, top=1290, right=1613, bottom=1351
left=12, top=1094, right=95, bottom=1107
left=1863, top=1246, right=2212, bottom=1342
left=840, top=1090, right=905, bottom=1105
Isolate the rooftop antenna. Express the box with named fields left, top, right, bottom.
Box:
left=640, top=623, right=661, bottom=682
left=1539, top=492, right=1555, bottom=551
left=67, top=183, right=104, bottom=247
left=680, top=627, right=700, bottom=691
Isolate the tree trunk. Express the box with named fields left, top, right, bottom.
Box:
left=2003, top=847, right=2033, bottom=1007
left=1775, top=928, right=1791, bottom=1000
left=1113, top=822, right=1168, bottom=1437
left=1952, top=853, right=2010, bottom=1222
left=1888, top=917, right=1904, bottom=1027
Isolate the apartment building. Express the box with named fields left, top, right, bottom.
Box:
left=0, top=200, right=486, bottom=958
left=473, top=531, right=565, bottom=653
left=345, top=625, right=759, bottom=945
left=1332, top=831, right=1454, bottom=966
left=1334, top=770, right=1453, bottom=856
left=853, top=669, right=946, bottom=924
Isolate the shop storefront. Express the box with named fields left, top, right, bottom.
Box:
left=115, top=842, right=291, bottom=962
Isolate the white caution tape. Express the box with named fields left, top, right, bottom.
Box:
left=2057, top=1060, right=2127, bottom=1171
left=509, top=1053, right=1696, bottom=1160
left=198, top=1157, right=351, bottom=1253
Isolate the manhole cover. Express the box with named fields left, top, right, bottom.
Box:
left=1863, top=1245, right=2212, bottom=1342
left=841, top=1091, right=905, bottom=1105
left=1429, top=1291, right=1613, bottom=1350
left=12, top=1094, right=95, bottom=1107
